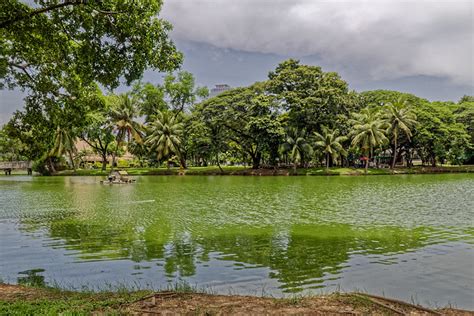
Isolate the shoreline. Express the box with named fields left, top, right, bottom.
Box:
left=0, top=283, right=471, bottom=315
left=33, top=165, right=474, bottom=176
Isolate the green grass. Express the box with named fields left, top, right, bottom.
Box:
left=336, top=293, right=374, bottom=309
left=0, top=283, right=456, bottom=315
left=0, top=289, right=151, bottom=315
left=0, top=280, right=218, bottom=315
left=5, top=164, right=472, bottom=177
left=301, top=167, right=402, bottom=175
left=55, top=165, right=247, bottom=176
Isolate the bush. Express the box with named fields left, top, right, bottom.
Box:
left=32, top=158, right=50, bottom=175
left=117, top=159, right=130, bottom=168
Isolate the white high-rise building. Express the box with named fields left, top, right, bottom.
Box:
left=210, top=84, right=231, bottom=97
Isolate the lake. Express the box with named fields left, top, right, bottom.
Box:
left=0, top=174, right=473, bottom=308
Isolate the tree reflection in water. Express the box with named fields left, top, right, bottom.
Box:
left=20, top=214, right=435, bottom=292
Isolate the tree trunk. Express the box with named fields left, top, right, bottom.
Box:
left=111, top=152, right=116, bottom=171
left=48, top=157, right=56, bottom=174
left=391, top=137, right=398, bottom=169
left=326, top=153, right=330, bottom=171
left=180, top=158, right=187, bottom=169
left=251, top=152, right=261, bottom=169
left=365, top=149, right=369, bottom=174
left=68, top=150, right=76, bottom=173
left=406, top=149, right=412, bottom=167
left=216, top=152, right=223, bottom=173
left=293, top=162, right=297, bottom=174
left=180, top=151, right=187, bottom=169
left=101, top=154, right=107, bottom=171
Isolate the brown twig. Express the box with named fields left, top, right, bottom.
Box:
left=354, top=293, right=442, bottom=315
left=129, top=308, right=160, bottom=315
left=352, top=294, right=405, bottom=315
left=132, top=291, right=179, bottom=304
left=9, top=63, right=33, bottom=82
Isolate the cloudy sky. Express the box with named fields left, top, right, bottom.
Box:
left=1, top=0, right=473, bottom=124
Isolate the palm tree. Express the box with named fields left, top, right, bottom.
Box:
left=350, top=108, right=388, bottom=174
left=49, top=126, right=77, bottom=172
left=383, top=98, right=417, bottom=169
left=281, top=128, right=313, bottom=173
left=109, top=94, right=143, bottom=169
left=145, top=110, right=184, bottom=167
left=313, top=126, right=347, bottom=171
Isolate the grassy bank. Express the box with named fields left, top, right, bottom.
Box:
left=0, top=283, right=469, bottom=315
left=51, top=165, right=474, bottom=176
left=0, top=283, right=150, bottom=315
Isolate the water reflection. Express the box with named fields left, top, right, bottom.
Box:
left=1, top=174, right=473, bottom=298
left=18, top=269, right=46, bottom=287
left=19, top=211, right=441, bottom=292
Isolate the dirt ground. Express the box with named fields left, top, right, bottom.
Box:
left=1, top=283, right=472, bottom=315
left=127, top=292, right=473, bottom=315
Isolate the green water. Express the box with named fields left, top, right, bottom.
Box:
left=0, top=174, right=473, bottom=307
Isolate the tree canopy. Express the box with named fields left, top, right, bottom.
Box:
left=1, top=0, right=182, bottom=133
left=1, top=58, right=472, bottom=173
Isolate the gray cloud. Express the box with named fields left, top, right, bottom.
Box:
left=161, top=0, right=474, bottom=86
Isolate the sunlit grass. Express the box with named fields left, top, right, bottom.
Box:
left=4, top=164, right=472, bottom=177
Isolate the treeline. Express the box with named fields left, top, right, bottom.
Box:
left=1, top=59, right=473, bottom=174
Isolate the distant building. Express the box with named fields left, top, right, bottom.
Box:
left=209, top=84, right=231, bottom=97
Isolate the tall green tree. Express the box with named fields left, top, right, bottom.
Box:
left=109, top=94, right=143, bottom=168
left=313, top=127, right=347, bottom=170
left=164, top=71, right=209, bottom=114
left=131, top=82, right=167, bottom=121
left=350, top=108, right=388, bottom=173
left=413, top=104, right=470, bottom=166
left=1, top=1, right=181, bottom=170
left=453, top=102, right=474, bottom=164
left=267, top=59, right=359, bottom=132
left=0, top=127, right=26, bottom=162
left=145, top=110, right=184, bottom=167
left=197, top=83, right=284, bottom=169
left=49, top=126, right=77, bottom=172
left=360, top=90, right=428, bottom=108
left=80, top=111, right=115, bottom=171
left=383, top=98, right=417, bottom=168
left=1, top=0, right=182, bottom=104
left=281, top=128, right=312, bottom=173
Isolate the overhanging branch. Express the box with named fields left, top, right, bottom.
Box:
left=1, top=1, right=84, bottom=28
left=9, top=62, right=33, bottom=82
left=1, top=1, right=123, bottom=28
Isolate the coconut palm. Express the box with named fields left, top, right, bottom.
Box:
left=145, top=110, right=184, bottom=167
left=109, top=94, right=143, bottom=168
left=383, top=98, right=418, bottom=169
left=49, top=126, right=77, bottom=172
left=281, top=128, right=313, bottom=173
left=313, top=126, right=347, bottom=170
left=350, top=108, right=389, bottom=173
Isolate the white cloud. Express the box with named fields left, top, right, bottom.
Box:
left=161, top=0, right=474, bottom=85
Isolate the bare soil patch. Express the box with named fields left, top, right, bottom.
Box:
left=127, top=292, right=473, bottom=315
left=1, top=284, right=472, bottom=315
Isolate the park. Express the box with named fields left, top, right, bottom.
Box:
left=1, top=0, right=473, bottom=314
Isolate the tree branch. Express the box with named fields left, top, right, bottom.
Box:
left=1, top=1, right=85, bottom=28
left=9, top=62, right=34, bottom=82
left=1, top=1, right=123, bottom=28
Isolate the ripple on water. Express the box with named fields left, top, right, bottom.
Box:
left=0, top=174, right=473, bottom=307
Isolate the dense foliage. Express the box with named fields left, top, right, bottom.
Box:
left=1, top=60, right=473, bottom=173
